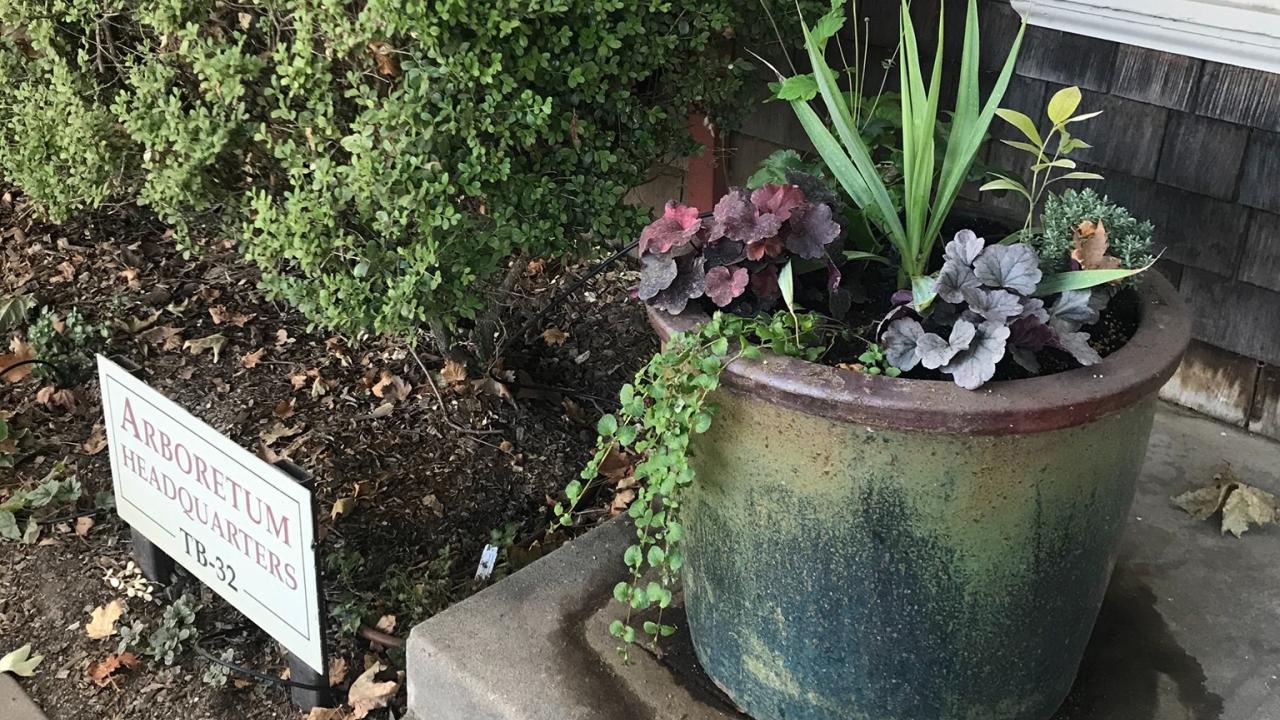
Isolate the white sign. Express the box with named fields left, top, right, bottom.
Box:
left=96, top=356, right=324, bottom=672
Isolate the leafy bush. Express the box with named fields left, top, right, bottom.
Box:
left=1, top=0, right=815, bottom=337
left=1039, top=188, right=1155, bottom=274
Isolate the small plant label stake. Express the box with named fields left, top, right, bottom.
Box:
left=95, top=356, right=329, bottom=708
left=474, top=544, right=499, bottom=581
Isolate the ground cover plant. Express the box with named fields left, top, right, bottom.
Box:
left=559, top=0, right=1161, bottom=656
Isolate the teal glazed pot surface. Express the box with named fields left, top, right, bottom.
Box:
left=647, top=274, right=1190, bottom=720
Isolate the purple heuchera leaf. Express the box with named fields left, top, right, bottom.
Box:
left=709, top=189, right=783, bottom=245
left=890, top=289, right=913, bottom=306
left=639, top=201, right=701, bottom=255
left=944, top=230, right=985, bottom=266
left=1008, top=316, right=1054, bottom=352
left=973, top=243, right=1042, bottom=295
left=751, top=184, right=806, bottom=220
left=649, top=255, right=706, bottom=315
left=941, top=321, right=1010, bottom=389
left=1051, top=330, right=1102, bottom=366
left=961, top=287, right=1023, bottom=323
left=751, top=263, right=780, bottom=299
left=745, top=234, right=784, bottom=261
left=703, top=239, right=746, bottom=268
left=705, top=266, right=749, bottom=307
left=826, top=262, right=842, bottom=294
left=935, top=259, right=981, bottom=303
left=784, top=202, right=842, bottom=259
left=637, top=252, right=678, bottom=301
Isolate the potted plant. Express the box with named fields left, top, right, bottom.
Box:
left=556, top=2, right=1190, bottom=719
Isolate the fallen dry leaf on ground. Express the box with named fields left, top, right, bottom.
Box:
left=259, top=421, right=303, bottom=445
left=0, top=337, right=35, bottom=383
left=328, top=656, right=349, bottom=687
left=184, top=333, right=227, bottom=363
left=138, top=325, right=184, bottom=351
left=86, top=652, right=140, bottom=687
left=541, top=328, right=569, bottom=346
left=240, top=348, right=265, bottom=369
left=82, top=424, right=107, bottom=455
left=347, top=663, right=399, bottom=719
left=440, top=359, right=467, bottom=385
left=331, top=497, right=356, bottom=521
left=75, top=516, right=95, bottom=537
left=371, top=371, right=412, bottom=403
left=375, top=614, right=396, bottom=634
left=306, top=708, right=349, bottom=720
left=85, top=599, right=126, bottom=639
left=1173, top=465, right=1279, bottom=537
left=274, top=398, right=296, bottom=419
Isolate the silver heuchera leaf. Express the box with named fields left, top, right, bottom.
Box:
left=883, top=318, right=975, bottom=372
left=973, top=243, right=1042, bottom=295
left=1048, top=289, right=1099, bottom=333
left=784, top=202, right=841, bottom=259
left=935, top=260, right=981, bottom=304
left=961, top=287, right=1024, bottom=323
left=1052, top=330, right=1102, bottom=366
left=1019, top=297, right=1050, bottom=323
left=919, top=319, right=976, bottom=370
left=883, top=318, right=926, bottom=371
left=941, top=321, right=1011, bottom=390
left=943, top=229, right=985, bottom=266
left=649, top=255, right=706, bottom=315
left=637, top=252, right=678, bottom=301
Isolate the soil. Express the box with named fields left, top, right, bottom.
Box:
left=0, top=187, right=655, bottom=719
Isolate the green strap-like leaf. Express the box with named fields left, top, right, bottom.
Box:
left=1034, top=262, right=1154, bottom=296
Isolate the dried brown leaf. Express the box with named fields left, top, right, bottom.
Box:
left=1071, top=220, right=1121, bottom=272
left=241, top=348, right=265, bottom=369
left=86, top=652, right=140, bottom=687
left=184, top=333, right=227, bottom=363
left=328, top=656, right=349, bottom=687
left=82, top=424, right=107, bottom=455
left=348, top=663, right=399, bottom=719
left=75, top=516, right=95, bottom=537
left=0, top=337, right=35, bottom=383
left=440, top=359, right=468, bottom=385
left=541, top=328, right=569, bottom=346
left=85, top=600, right=125, bottom=639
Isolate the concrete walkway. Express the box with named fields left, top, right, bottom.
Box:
left=405, top=403, right=1280, bottom=720
left=0, top=675, right=47, bottom=720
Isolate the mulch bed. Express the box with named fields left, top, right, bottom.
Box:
left=0, top=187, right=653, bottom=719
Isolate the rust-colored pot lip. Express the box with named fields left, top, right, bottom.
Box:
left=647, top=272, right=1191, bottom=435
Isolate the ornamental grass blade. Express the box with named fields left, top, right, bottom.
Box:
left=924, top=0, right=1025, bottom=259
left=794, top=12, right=906, bottom=251
left=898, top=0, right=944, bottom=269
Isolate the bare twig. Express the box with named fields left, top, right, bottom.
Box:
left=407, top=345, right=504, bottom=437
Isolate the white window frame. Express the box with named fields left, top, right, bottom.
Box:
left=1010, top=0, right=1280, bottom=74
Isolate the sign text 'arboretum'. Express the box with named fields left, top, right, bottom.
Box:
left=96, top=356, right=324, bottom=672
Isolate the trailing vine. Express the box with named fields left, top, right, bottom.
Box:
left=555, top=310, right=824, bottom=657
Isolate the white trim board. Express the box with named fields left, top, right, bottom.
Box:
left=1010, top=0, right=1280, bottom=74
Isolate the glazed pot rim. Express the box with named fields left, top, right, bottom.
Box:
left=646, top=271, right=1191, bottom=435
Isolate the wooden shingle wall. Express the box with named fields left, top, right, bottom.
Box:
left=723, top=0, right=1280, bottom=438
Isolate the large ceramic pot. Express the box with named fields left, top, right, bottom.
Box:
left=647, top=273, right=1190, bottom=720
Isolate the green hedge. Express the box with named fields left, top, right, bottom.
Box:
left=1, top=1, right=810, bottom=336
